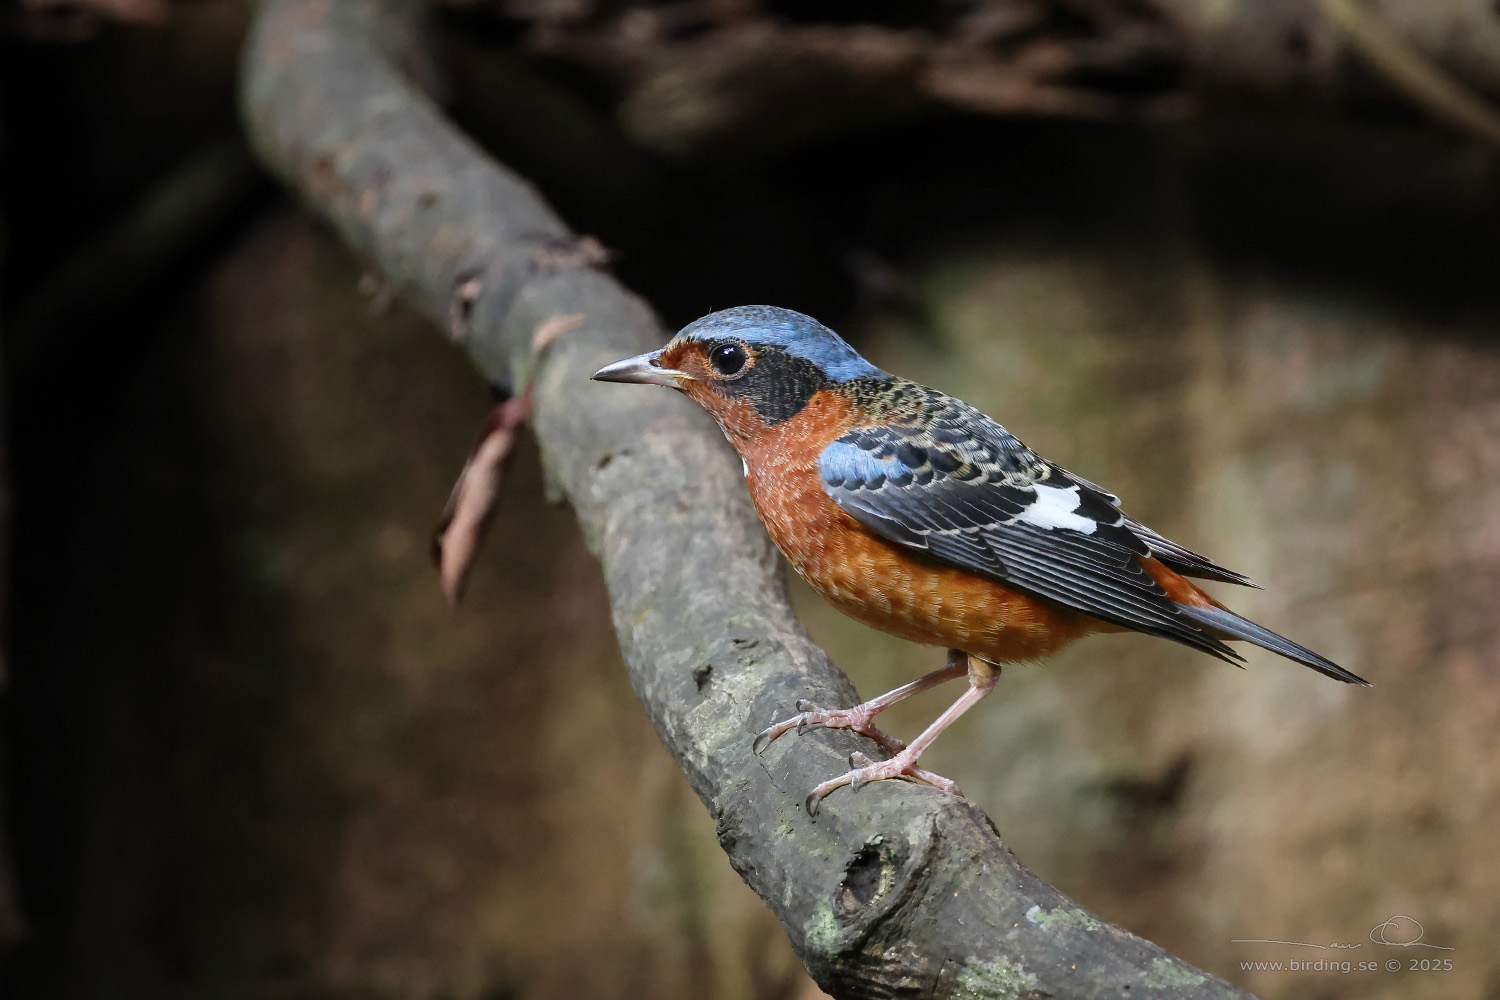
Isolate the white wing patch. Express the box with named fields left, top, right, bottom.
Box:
left=1017, top=483, right=1098, bottom=534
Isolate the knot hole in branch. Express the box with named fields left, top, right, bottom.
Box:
left=835, top=838, right=898, bottom=923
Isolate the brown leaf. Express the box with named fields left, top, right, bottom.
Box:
left=432, top=387, right=534, bottom=607
left=531, top=312, right=585, bottom=353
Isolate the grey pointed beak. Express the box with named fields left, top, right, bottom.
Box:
left=590, top=350, right=688, bottom=387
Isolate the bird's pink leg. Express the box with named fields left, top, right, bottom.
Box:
left=804, top=655, right=999, bottom=817
left=753, top=649, right=968, bottom=756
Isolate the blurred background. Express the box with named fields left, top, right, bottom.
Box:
left=3, top=1, right=1500, bottom=998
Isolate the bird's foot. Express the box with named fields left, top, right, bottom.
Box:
left=752, top=698, right=906, bottom=756
left=803, top=750, right=961, bottom=817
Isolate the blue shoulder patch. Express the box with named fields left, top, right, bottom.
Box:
left=677, top=305, right=881, bottom=383
left=818, top=440, right=911, bottom=488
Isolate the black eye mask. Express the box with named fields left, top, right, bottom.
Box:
left=717, top=346, right=829, bottom=425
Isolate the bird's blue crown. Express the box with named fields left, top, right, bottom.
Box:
left=677, top=306, right=882, bottom=384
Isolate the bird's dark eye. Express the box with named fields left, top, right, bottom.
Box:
left=708, top=342, right=749, bottom=378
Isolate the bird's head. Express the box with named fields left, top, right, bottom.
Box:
left=591, top=305, right=882, bottom=440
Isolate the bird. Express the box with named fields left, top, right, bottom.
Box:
left=592, top=305, right=1369, bottom=815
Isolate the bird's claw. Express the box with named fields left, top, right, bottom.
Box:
left=752, top=700, right=906, bottom=757
left=751, top=729, right=775, bottom=756
left=848, top=753, right=877, bottom=792
left=802, top=751, right=963, bottom=817
left=794, top=698, right=828, bottom=736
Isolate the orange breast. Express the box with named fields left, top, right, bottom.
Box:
left=739, top=391, right=1105, bottom=664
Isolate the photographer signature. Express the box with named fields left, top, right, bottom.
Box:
left=1231, top=915, right=1455, bottom=951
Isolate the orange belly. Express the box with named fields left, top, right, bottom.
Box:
left=752, top=471, right=1103, bottom=663
left=725, top=388, right=1109, bottom=664
left=730, top=398, right=1103, bottom=666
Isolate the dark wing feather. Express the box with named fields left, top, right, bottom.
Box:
left=1060, top=468, right=1258, bottom=587
left=1119, top=517, right=1258, bottom=587
left=819, top=389, right=1244, bottom=662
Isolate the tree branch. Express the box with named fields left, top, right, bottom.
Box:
left=240, top=2, right=1257, bottom=996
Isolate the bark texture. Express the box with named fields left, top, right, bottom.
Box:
left=240, top=1, right=1258, bottom=996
